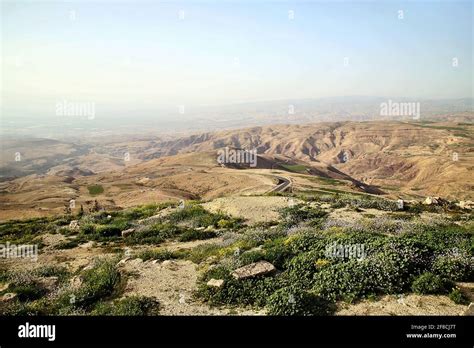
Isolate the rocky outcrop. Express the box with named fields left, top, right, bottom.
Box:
left=231, top=261, right=276, bottom=280
left=121, top=228, right=135, bottom=237
left=207, top=279, right=224, bottom=288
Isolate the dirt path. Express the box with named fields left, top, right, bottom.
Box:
left=202, top=196, right=297, bottom=224
left=336, top=294, right=468, bottom=315
left=121, top=258, right=264, bottom=315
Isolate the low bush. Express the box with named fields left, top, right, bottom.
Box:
left=261, top=238, right=295, bottom=269
left=184, top=244, right=223, bottom=264
left=124, top=223, right=182, bottom=245
left=197, top=267, right=280, bottom=307
left=267, top=287, right=334, bottom=316
left=92, top=296, right=159, bottom=315
left=448, top=287, right=469, bottom=305
left=168, top=205, right=230, bottom=228
left=34, top=265, right=70, bottom=282
left=178, top=229, right=217, bottom=242
left=286, top=251, right=325, bottom=288
left=136, top=249, right=178, bottom=262
left=0, top=217, right=56, bottom=244
left=10, top=284, right=46, bottom=302
left=72, top=259, right=121, bottom=309
left=279, top=204, right=327, bottom=228
left=432, top=254, right=473, bottom=281
left=411, top=272, right=449, bottom=294
left=237, top=250, right=266, bottom=267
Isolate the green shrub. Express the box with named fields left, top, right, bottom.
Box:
left=87, top=185, right=104, bottom=195
left=120, top=203, right=165, bottom=220
left=168, top=205, right=229, bottom=228
left=261, top=238, right=295, bottom=268
left=136, top=249, right=177, bottom=262
left=403, top=225, right=472, bottom=253
left=266, top=287, right=333, bottom=316
left=92, top=296, right=159, bottom=315
left=0, top=217, right=56, bottom=244
left=124, top=223, right=181, bottom=245
left=178, top=229, right=217, bottom=242
left=286, top=250, right=325, bottom=288
left=95, top=224, right=122, bottom=238
left=34, top=265, right=70, bottom=282
left=237, top=250, right=266, bottom=266
left=73, top=259, right=121, bottom=308
left=313, top=245, right=426, bottom=302
left=448, top=287, right=469, bottom=305
left=432, top=254, right=473, bottom=281
left=313, top=260, right=370, bottom=302
left=10, top=284, right=46, bottom=302
left=4, top=271, right=47, bottom=302
left=80, top=222, right=96, bottom=235
left=184, top=243, right=222, bottom=264
left=287, top=232, right=327, bottom=253
left=217, top=219, right=242, bottom=229
left=55, top=237, right=86, bottom=249
left=411, top=272, right=448, bottom=294
left=196, top=265, right=283, bottom=307
left=280, top=204, right=327, bottom=228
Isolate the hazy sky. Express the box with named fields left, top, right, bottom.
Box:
left=1, top=0, right=472, bottom=120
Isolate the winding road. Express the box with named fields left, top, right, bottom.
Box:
left=268, top=175, right=292, bottom=193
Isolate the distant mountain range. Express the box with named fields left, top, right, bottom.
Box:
left=2, top=97, right=472, bottom=138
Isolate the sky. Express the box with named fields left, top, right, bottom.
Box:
left=1, top=0, right=472, bottom=121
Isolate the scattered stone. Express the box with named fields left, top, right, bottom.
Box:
left=1, top=293, right=17, bottom=302
left=83, top=264, right=95, bottom=271
left=136, top=177, right=151, bottom=185
left=138, top=206, right=175, bottom=224
left=69, top=220, right=80, bottom=230
left=79, top=241, right=95, bottom=249
left=37, top=276, right=59, bottom=289
left=205, top=256, right=218, bottom=264
left=423, top=196, right=439, bottom=205
left=121, top=228, right=135, bottom=237
left=107, top=215, right=112, bottom=219
left=464, top=303, right=474, bottom=316
left=458, top=201, right=474, bottom=210
left=231, top=261, right=276, bottom=280
left=129, top=258, right=143, bottom=266
left=207, top=278, right=224, bottom=288
left=196, top=227, right=206, bottom=231
left=69, top=275, right=83, bottom=290
left=162, top=260, right=178, bottom=270
left=0, top=283, right=10, bottom=292
left=117, top=257, right=131, bottom=266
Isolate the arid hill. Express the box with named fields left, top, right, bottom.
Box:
left=1, top=119, right=473, bottom=220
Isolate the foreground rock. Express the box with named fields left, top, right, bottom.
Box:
left=0, top=283, right=9, bottom=292
left=69, top=276, right=83, bottom=290
left=464, top=303, right=474, bottom=316
left=423, top=196, right=439, bottom=205
left=69, top=220, right=80, bottom=231
left=37, top=276, right=59, bottom=290
left=121, top=228, right=135, bottom=237
left=1, top=293, right=17, bottom=302
left=207, top=278, right=224, bottom=288
left=231, top=261, right=276, bottom=280
left=458, top=201, right=474, bottom=210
